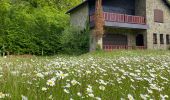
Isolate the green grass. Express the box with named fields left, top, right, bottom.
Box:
left=0, top=50, right=170, bottom=100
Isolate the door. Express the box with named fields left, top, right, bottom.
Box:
left=136, top=34, right=144, bottom=46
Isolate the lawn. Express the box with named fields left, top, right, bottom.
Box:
left=0, top=50, right=170, bottom=100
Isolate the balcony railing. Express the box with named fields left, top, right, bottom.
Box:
left=103, top=45, right=146, bottom=51
left=90, top=12, right=146, bottom=25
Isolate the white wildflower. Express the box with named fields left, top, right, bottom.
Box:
left=42, top=87, right=47, bottom=91
left=120, top=98, right=125, bottom=100
left=48, top=95, right=53, bottom=100
left=147, top=88, right=153, bottom=94
left=21, top=95, right=28, bottom=100
left=51, top=77, right=56, bottom=81
left=56, top=71, right=68, bottom=79
left=71, top=79, right=79, bottom=86
left=86, top=85, right=93, bottom=93
left=88, top=93, right=94, bottom=98
left=0, top=92, right=5, bottom=99
left=64, top=83, right=71, bottom=88
left=160, top=94, right=169, bottom=100
left=99, top=79, right=107, bottom=85
left=77, top=92, right=82, bottom=97
left=140, top=94, right=149, bottom=100
left=64, top=89, right=70, bottom=94
left=150, top=84, right=161, bottom=91
left=0, top=75, right=3, bottom=78
left=70, top=98, right=74, bottom=100
left=87, top=88, right=93, bottom=93
left=5, top=93, right=10, bottom=98
left=95, top=97, right=102, bottom=100
left=36, top=73, right=44, bottom=78
left=99, top=86, right=105, bottom=91
left=86, top=70, right=91, bottom=74
left=46, top=79, right=55, bottom=87
left=11, top=71, right=19, bottom=76
left=127, top=94, right=135, bottom=100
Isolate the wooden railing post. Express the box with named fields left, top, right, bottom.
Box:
left=103, top=45, right=146, bottom=51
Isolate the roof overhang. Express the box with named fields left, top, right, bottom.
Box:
left=66, top=0, right=96, bottom=14
left=163, top=0, right=170, bottom=8
left=66, top=1, right=88, bottom=14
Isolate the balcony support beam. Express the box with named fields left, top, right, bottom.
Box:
left=105, top=21, right=149, bottom=29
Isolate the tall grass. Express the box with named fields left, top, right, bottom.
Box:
left=0, top=50, right=170, bottom=100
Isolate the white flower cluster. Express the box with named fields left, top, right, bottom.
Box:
left=0, top=92, right=10, bottom=99
left=0, top=52, right=170, bottom=100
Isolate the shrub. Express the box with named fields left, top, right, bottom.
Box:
left=96, top=44, right=103, bottom=51
left=60, top=26, right=90, bottom=55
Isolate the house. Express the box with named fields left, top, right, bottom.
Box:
left=66, top=0, right=170, bottom=51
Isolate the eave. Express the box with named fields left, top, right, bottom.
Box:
left=66, top=1, right=88, bottom=14
left=66, top=0, right=96, bottom=14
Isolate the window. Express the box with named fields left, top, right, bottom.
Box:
left=166, top=34, right=170, bottom=44
left=153, top=33, right=157, bottom=44
left=160, top=34, right=164, bottom=44
left=154, top=9, right=164, bottom=23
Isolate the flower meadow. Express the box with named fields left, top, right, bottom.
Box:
left=0, top=51, right=170, bottom=100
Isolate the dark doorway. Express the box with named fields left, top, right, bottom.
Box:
left=136, top=34, right=144, bottom=46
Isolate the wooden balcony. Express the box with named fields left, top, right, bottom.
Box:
left=103, top=45, right=146, bottom=51
left=90, top=12, right=146, bottom=25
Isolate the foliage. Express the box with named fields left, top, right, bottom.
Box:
left=0, top=0, right=82, bottom=55
left=96, top=44, right=103, bottom=51
left=0, top=50, right=170, bottom=99
left=61, top=26, right=90, bottom=55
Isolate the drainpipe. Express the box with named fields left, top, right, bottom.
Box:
left=93, top=0, right=104, bottom=50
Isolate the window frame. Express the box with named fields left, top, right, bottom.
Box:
left=166, top=34, right=170, bottom=44
left=160, top=34, right=164, bottom=44
left=153, top=33, right=157, bottom=44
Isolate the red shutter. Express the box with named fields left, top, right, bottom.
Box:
left=154, top=9, right=164, bottom=23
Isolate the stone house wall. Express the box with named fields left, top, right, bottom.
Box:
left=70, top=3, right=89, bottom=30
left=146, top=0, right=170, bottom=49
left=135, top=0, right=147, bottom=48
left=103, top=28, right=136, bottom=47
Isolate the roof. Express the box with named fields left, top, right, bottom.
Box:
left=66, top=0, right=88, bottom=14
left=66, top=0, right=170, bottom=14
left=163, top=0, right=170, bottom=8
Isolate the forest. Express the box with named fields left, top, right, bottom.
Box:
left=0, top=0, right=89, bottom=55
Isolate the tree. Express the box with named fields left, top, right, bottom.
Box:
left=93, top=0, right=104, bottom=50
left=0, top=0, right=81, bottom=55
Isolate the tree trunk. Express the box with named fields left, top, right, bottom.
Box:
left=94, top=0, right=104, bottom=36
left=93, top=0, right=104, bottom=50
